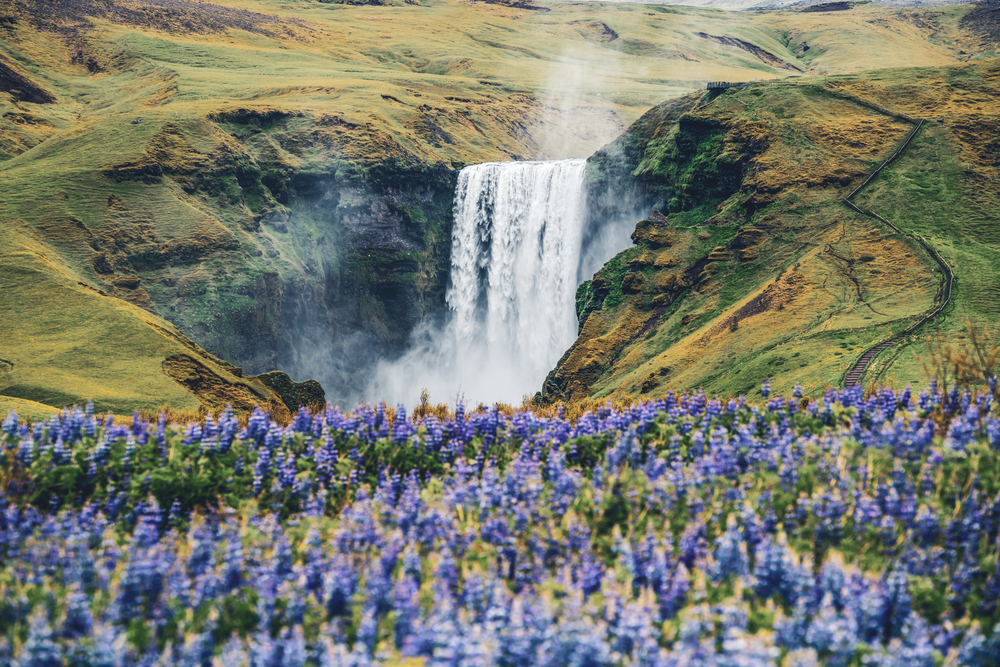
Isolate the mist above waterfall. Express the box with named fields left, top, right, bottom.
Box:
left=367, top=160, right=587, bottom=406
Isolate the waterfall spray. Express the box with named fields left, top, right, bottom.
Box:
left=368, top=159, right=587, bottom=405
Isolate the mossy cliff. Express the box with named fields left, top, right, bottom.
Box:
left=582, top=93, right=751, bottom=237
left=102, top=110, right=461, bottom=406
left=1, top=101, right=459, bottom=411
left=546, top=60, right=1000, bottom=403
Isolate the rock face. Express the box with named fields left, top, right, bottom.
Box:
left=160, top=354, right=304, bottom=423
left=544, top=91, right=760, bottom=402
left=91, top=113, right=458, bottom=407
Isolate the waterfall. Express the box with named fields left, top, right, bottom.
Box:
left=448, top=160, right=587, bottom=387
left=368, top=159, right=587, bottom=405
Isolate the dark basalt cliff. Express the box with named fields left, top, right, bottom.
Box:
left=87, top=111, right=459, bottom=407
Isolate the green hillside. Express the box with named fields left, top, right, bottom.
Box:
left=0, top=0, right=995, bottom=412
left=544, top=58, right=1000, bottom=403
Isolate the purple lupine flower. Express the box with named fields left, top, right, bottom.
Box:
left=323, top=557, right=357, bottom=619
left=19, top=433, right=34, bottom=467
left=60, top=591, right=93, bottom=639
left=18, top=610, right=63, bottom=667
left=2, top=410, right=19, bottom=439
left=658, top=563, right=690, bottom=620
left=710, top=516, right=749, bottom=582
left=71, top=622, right=125, bottom=667
left=215, top=637, right=249, bottom=667
left=186, top=522, right=216, bottom=578
left=178, top=621, right=216, bottom=667
left=753, top=536, right=804, bottom=605
left=956, top=622, right=1000, bottom=667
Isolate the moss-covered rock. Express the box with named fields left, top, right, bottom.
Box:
left=255, top=371, right=326, bottom=413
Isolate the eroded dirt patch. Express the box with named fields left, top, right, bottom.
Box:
left=0, top=55, right=55, bottom=104
left=701, top=270, right=807, bottom=343
left=162, top=354, right=289, bottom=420
left=696, top=33, right=802, bottom=72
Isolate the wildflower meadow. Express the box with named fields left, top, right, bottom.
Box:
left=4, top=380, right=1000, bottom=666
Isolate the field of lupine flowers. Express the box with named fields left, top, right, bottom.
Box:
left=5, top=380, right=1000, bottom=666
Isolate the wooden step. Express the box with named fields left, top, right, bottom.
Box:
left=842, top=337, right=903, bottom=387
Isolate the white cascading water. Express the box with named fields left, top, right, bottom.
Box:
left=367, top=159, right=587, bottom=405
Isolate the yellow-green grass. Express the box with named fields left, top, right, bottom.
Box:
left=0, top=0, right=993, bottom=413
left=0, top=396, right=59, bottom=422
left=843, top=75, right=1000, bottom=387
left=548, top=59, right=1000, bottom=402
left=0, top=1, right=985, bottom=165
left=584, top=215, right=938, bottom=401
left=0, top=223, right=201, bottom=413
left=0, top=220, right=293, bottom=416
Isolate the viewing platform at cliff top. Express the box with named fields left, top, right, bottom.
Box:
left=706, top=81, right=748, bottom=90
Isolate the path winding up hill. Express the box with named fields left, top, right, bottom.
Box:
left=544, top=59, right=1000, bottom=403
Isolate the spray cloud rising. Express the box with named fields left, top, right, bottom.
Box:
left=367, top=159, right=587, bottom=406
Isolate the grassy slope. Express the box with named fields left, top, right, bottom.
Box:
left=0, top=0, right=989, bottom=413
left=0, top=221, right=297, bottom=415
left=545, top=58, right=1000, bottom=403
left=840, top=64, right=1000, bottom=386
left=0, top=396, right=59, bottom=422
